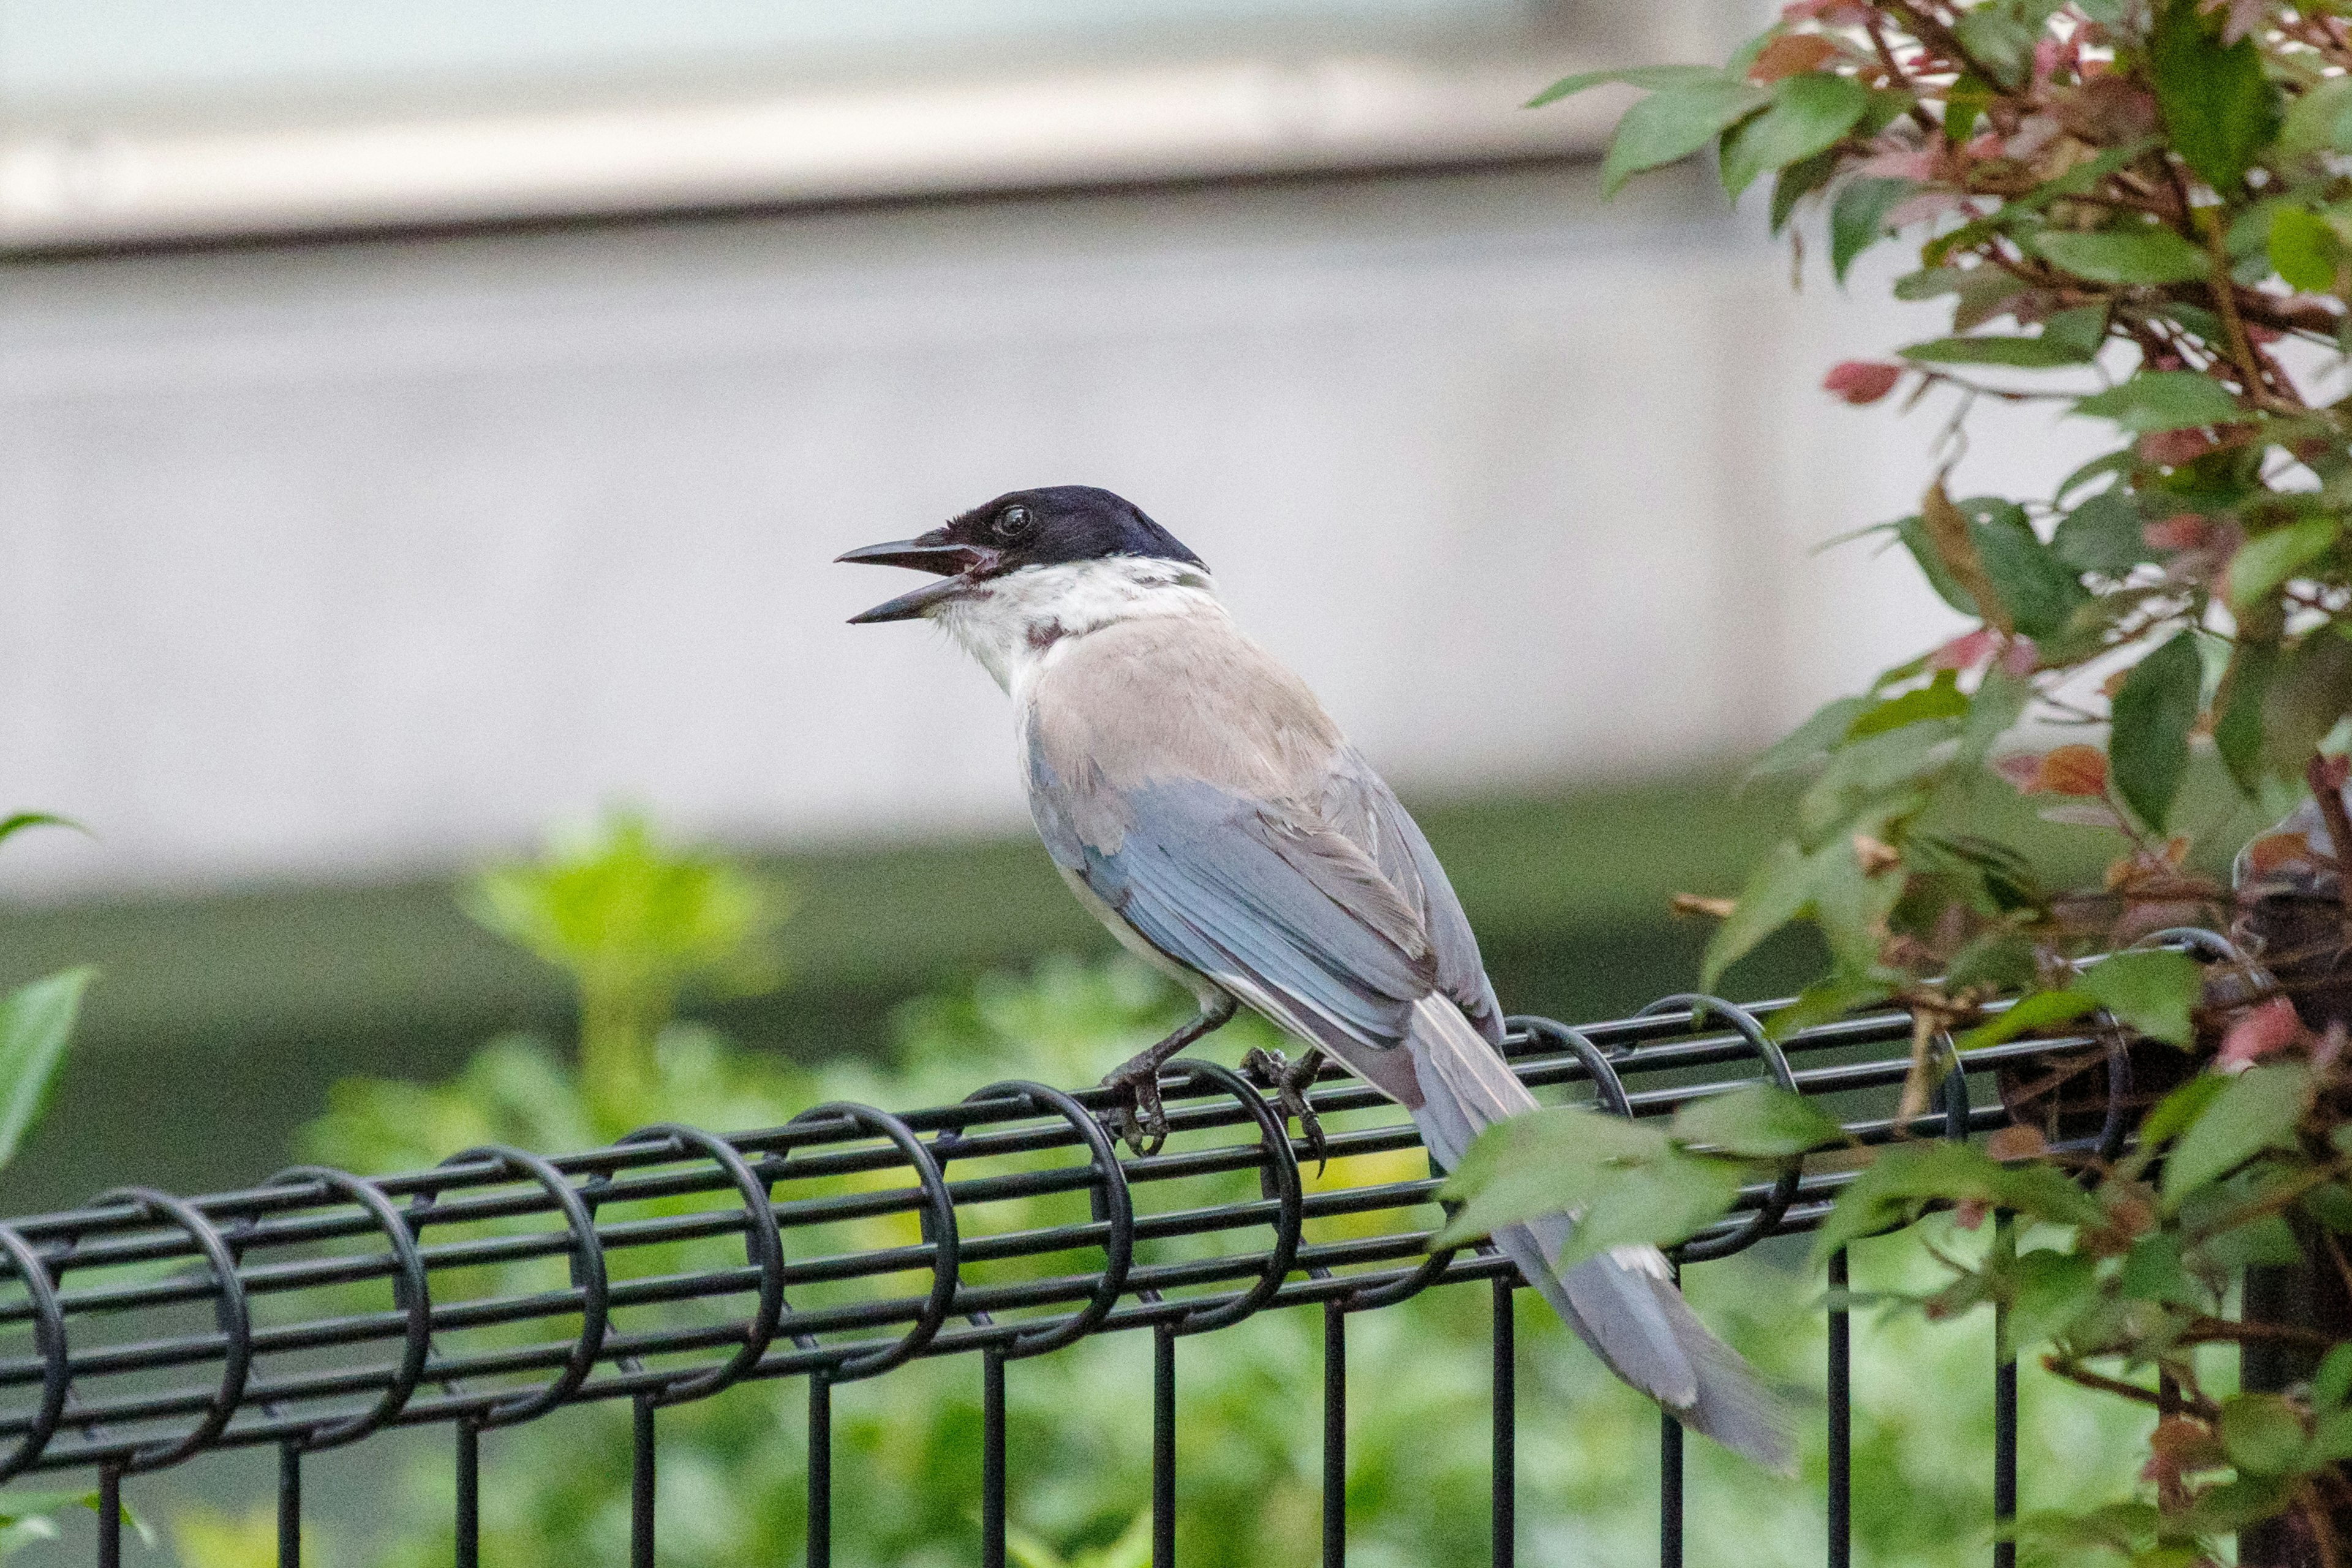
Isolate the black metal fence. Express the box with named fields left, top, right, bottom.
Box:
left=0, top=989, right=2124, bottom=1568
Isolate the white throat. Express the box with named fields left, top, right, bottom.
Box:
left=933, top=557, right=1221, bottom=692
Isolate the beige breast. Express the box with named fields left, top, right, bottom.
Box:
left=1027, top=611, right=1344, bottom=835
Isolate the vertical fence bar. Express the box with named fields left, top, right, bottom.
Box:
left=1661, top=1263, right=1684, bottom=1568
left=982, top=1349, right=1007, bottom=1568
left=1323, top=1302, right=1346, bottom=1568
left=808, top=1375, right=832, bottom=1568
left=1492, top=1276, right=1515, bottom=1568
left=454, top=1425, right=480, bottom=1568
left=1828, top=1248, right=1850, bottom=1568
left=632, top=1395, right=656, bottom=1568
left=278, top=1444, right=302, bottom=1568
left=96, top=1464, right=121, bottom=1568
left=1153, top=1325, right=1177, bottom=1568
left=1994, top=1214, right=2016, bottom=1568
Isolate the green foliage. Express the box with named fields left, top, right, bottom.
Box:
left=0, top=814, right=95, bottom=1555
left=0, top=968, right=91, bottom=1171
left=1529, top=3, right=2352, bottom=1550
left=1434, top=1107, right=1746, bottom=1267
left=463, top=810, right=785, bottom=1134
left=287, top=946, right=2147, bottom=1568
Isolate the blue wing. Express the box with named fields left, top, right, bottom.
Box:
left=1028, top=743, right=1437, bottom=1053
left=1319, top=745, right=1503, bottom=1042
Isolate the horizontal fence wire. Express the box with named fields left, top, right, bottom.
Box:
left=0, top=986, right=2132, bottom=1487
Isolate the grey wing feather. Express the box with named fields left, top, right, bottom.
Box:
left=1028, top=741, right=1436, bottom=1052
left=1321, top=746, right=1502, bottom=1041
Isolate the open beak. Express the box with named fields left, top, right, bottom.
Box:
left=837, top=532, right=1000, bottom=624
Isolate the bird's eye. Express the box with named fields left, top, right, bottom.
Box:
left=993, top=505, right=1035, bottom=544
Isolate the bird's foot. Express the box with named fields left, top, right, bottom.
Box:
left=1098, top=1060, right=1172, bottom=1158
left=1242, top=1046, right=1329, bottom=1173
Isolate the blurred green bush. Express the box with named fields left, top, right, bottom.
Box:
left=167, top=818, right=2154, bottom=1567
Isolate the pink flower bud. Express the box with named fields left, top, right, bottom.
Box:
left=1823, top=361, right=1904, bottom=404
left=2217, top=998, right=2302, bottom=1071
left=1928, top=628, right=1998, bottom=671
left=2142, top=515, right=2212, bottom=552
left=2138, top=428, right=2212, bottom=467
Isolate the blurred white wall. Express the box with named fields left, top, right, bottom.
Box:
left=0, top=164, right=2105, bottom=896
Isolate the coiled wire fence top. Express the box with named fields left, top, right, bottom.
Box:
left=0, top=982, right=2136, bottom=1568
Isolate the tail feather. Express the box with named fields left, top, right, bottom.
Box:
left=1401, top=997, right=1795, bottom=1472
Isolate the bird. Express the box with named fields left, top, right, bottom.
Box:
left=839, top=483, right=1791, bottom=1468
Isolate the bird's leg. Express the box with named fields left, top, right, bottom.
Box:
left=1099, top=994, right=1238, bottom=1156
left=1241, top=1044, right=1329, bottom=1172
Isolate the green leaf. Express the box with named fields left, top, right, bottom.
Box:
left=1893, top=266, right=1969, bottom=301
left=1955, top=989, right=2100, bottom=1052
left=1814, top=1140, right=2103, bottom=1261
left=1670, top=1084, right=1844, bottom=1157
left=0, top=814, right=75, bottom=850
left=2073, top=371, right=2242, bottom=434
left=2041, top=305, right=2111, bottom=360
left=2215, top=636, right=2278, bottom=797
left=1719, top=72, right=1869, bottom=198
left=2230, top=518, right=2340, bottom=614
left=0, top=970, right=91, bottom=1173
left=1956, top=669, right=2031, bottom=771
left=2141, top=1071, right=2228, bottom=1146
left=2077, top=948, right=2202, bottom=1047
left=1967, top=500, right=2092, bottom=639
left=1831, top=177, right=1915, bottom=283
left=1763, top=974, right=1896, bottom=1041
left=2107, top=630, right=2204, bottom=832
left=1895, top=512, right=1981, bottom=616
left=2203, top=1210, right=2306, bottom=1269
left=2051, top=490, right=2151, bottom=577
left=2030, top=225, right=2213, bottom=285
left=1770, top=146, right=1840, bottom=235
left=2117, top=1230, right=2207, bottom=1308
left=2002, top=1248, right=2098, bottom=1356
left=2269, top=208, right=2343, bottom=292
left=2184, top=1474, right=2296, bottom=1534
left=1795, top=719, right=1951, bottom=843
left=2315, top=1343, right=2352, bottom=1411
left=1435, top=1106, right=1745, bottom=1267
left=2220, top=1393, right=2310, bottom=1475
left=1897, top=334, right=2098, bottom=368
left=1602, top=80, right=1771, bottom=196
left=2279, top=75, right=2352, bottom=161
left=2148, top=0, right=2279, bottom=192
left=2261, top=629, right=2352, bottom=778
left=1810, top=839, right=1905, bottom=975
left=2163, top=1063, right=2311, bottom=1202
left=1527, top=64, right=1728, bottom=108
left=2057, top=448, right=2139, bottom=505
left=1749, top=694, right=1871, bottom=778
left=1699, top=840, right=1817, bottom=988
left=1845, top=669, right=1969, bottom=738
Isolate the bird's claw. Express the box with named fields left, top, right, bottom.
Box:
left=1242, top=1046, right=1329, bottom=1173
left=1099, top=1065, right=1170, bottom=1157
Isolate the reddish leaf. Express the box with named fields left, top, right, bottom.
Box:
left=2139, top=428, right=2215, bottom=467
left=1928, top=628, right=2000, bottom=670
left=2034, top=744, right=2111, bottom=797
left=1750, top=33, right=1841, bottom=82
left=1824, top=360, right=1904, bottom=404
left=2143, top=514, right=2215, bottom=552
left=2218, top=998, right=2305, bottom=1071
left=1994, top=752, right=2045, bottom=790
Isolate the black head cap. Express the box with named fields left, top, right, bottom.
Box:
left=944, top=486, right=1205, bottom=572
left=837, top=486, right=1206, bottom=623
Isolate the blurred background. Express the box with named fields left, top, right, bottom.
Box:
left=0, top=3, right=2169, bottom=1564
left=0, top=0, right=2122, bottom=1210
